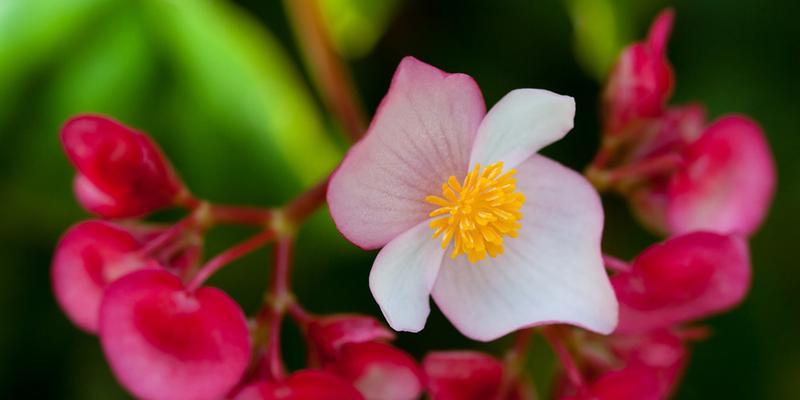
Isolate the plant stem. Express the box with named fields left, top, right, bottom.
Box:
left=283, top=0, right=367, bottom=142
left=285, top=175, right=330, bottom=224
left=209, top=204, right=273, bottom=227
left=542, top=327, right=588, bottom=394
left=186, top=230, right=276, bottom=291
left=497, top=329, right=535, bottom=399
left=263, top=237, right=294, bottom=380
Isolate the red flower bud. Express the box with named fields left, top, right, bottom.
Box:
left=307, top=314, right=395, bottom=361
left=423, top=351, right=504, bottom=400
left=51, top=220, right=159, bottom=333
left=603, top=9, right=674, bottom=134
left=99, top=270, right=251, bottom=400
left=612, top=232, right=750, bottom=333
left=326, top=341, right=424, bottom=400
left=61, top=114, right=184, bottom=218
left=234, top=370, right=364, bottom=400
left=666, top=115, right=776, bottom=235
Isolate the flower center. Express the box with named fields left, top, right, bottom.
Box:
left=425, top=162, right=525, bottom=263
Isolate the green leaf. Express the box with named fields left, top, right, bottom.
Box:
left=142, top=0, right=342, bottom=190
left=0, top=0, right=116, bottom=126
left=318, top=0, right=401, bottom=58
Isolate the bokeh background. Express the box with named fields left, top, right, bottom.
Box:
left=1, top=0, right=798, bottom=398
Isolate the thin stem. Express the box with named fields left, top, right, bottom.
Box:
left=605, top=152, right=683, bottom=184
left=283, top=0, right=367, bottom=141
left=209, top=204, right=273, bottom=227
left=497, top=329, right=535, bottom=399
left=285, top=175, right=330, bottom=224
left=287, top=302, right=314, bottom=328
left=138, top=214, right=197, bottom=257
left=542, top=327, right=588, bottom=394
left=603, top=254, right=632, bottom=273
left=264, top=237, right=294, bottom=380
left=186, top=230, right=276, bottom=290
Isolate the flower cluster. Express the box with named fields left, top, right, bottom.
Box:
left=50, top=8, right=774, bottom=400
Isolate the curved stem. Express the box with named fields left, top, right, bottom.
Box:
left=138, top=214, right=197, bottom=257
left=209, top=204, right=273, bottom=227
left=605, top=152, right=683, bottom=184
left=497, top=329, right=535, bottom=399
left=285, top=175, right=330, bottom=224
left=186, top=230, right=276, bottom=291
left=542, top=327, right=588, bottom=394
left=283, top=0, right=367, bottom=141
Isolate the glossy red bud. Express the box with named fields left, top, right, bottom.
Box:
left=613, top=232, right=750, bottom=333
left=327, top=341, right=424, bottom=400
left=51, top=220, right=159, bottom=333
left=234, top=370, right=364, bottom=400
left=61, top=114, right=184, bottom=218
left=99, top=270, right=251, bottom=400
left=307, top=314, right=395, bottom=361
left=423, top=351, right=504, bottom=400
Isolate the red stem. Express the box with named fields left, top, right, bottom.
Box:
left=186, top=230, right=276, bottom=290
left=605, top=152, right=683, bottom=184
left=139, top=214, right=196, bottom=256
left=542, top=327, right=588, bottom=394
left=209, top=204, right=273, bottom=227
left=283, top=0, right=367, bottom=141
left=264, top=237, right=294, bottom=380
left=285, top=175, right=330, bottom=223
left=497, top=329, right=535, bottom=399
left=603, top=254, right=632, bottom=273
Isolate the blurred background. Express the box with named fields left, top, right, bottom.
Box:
left=1, top=0, right=797, bottom=398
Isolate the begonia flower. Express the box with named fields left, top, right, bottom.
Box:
left=234, top=370, right=364, bottom=400
left=328, top=57, right=617, bottom=341
left=612, top=232, right=750, bottom=333
left=99, top=269, right=251, bottom=400
left=51, top=220, right=159, bottom=333
left=61, top=114, right=185, bottom=218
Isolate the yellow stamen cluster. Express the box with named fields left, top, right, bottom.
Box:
left=426, top=162, right=525, bottom=263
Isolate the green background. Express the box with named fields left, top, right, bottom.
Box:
left=1, top=0, right=797, bottom=398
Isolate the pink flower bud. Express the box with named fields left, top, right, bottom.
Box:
left=61, top=114, right=184, bottom=218
left=666, top=115, right=776, bottom=235
left=612, top=232, right=750, bottom=333
left=51, top=220, right=159, bottom=333
left=99, top=270, right=251, bottom=400
left=234, top=370, right=364, bottom=400
left=603, top=9, right=674, bottom=134
left=423, top=351, right=504, bottom=400
left=326, top=341, right=424, bottom=400
left=307, top=314, right=395, bottom=361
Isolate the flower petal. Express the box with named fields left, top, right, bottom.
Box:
left=329, top=57, right=485, bottom=249
left=667, top=115, right=776, bottom=235
left=468, top=89, right=575, bottom=169
left=369, top=221, right=446, bottom=333
left=431, top=156, right=617, bottom=341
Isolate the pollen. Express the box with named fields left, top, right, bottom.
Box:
left=425, top=162, right=525, bottom=263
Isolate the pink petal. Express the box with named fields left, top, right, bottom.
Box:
left=369, top=221, right=445, bottom=333
left=613, top=232, right=751, bottom=334
left=431, top=156, right=617, bottom=341
left=328, top=56, right=485, bottom=249
left=51, top=220, right=158, bottom=333
left=423, top=351, right=504, bottom=400
left=99, top=270, right=251, bottom=400
left=667, top=115, right=776, bottom=235
left=327, top=342, right=425, bottom=400
left=469, top=89, right=575, bottom=169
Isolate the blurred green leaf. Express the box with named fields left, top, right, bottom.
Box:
left=319, top=0, right=401, bottom=58
left=142, top=0, right=342, bottom=191
left=0, top=0, right=116, bottom=126
left=564, top=0, right=629, bottom=80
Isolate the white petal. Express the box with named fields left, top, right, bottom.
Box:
left=469, top=89, right=575, bottom=169
left=370, top=221, right=446, bottom=332
left=431, top=156, right=617, bottom=341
